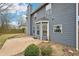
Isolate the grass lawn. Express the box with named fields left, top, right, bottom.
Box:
left=0, top=33, right=25, bottom=49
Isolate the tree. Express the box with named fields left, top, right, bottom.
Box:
left=17, top=15, right=27, bottom=29
left=0, top=3, right=13, bottom=33
left=0, top=3, right=13, bottom=12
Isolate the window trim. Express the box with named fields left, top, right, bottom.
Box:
left=53, top=24, right=62, bottom=33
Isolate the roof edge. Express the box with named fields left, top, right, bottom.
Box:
left=31, top=3, right=49, bottom=15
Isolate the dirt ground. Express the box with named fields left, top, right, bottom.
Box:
left=16, top=41, right=79, bottom=56
left=0, top=35, right=79, bottom=56
left=0, top=36, right=42, bottom=56
left=51, top=43, right=79, bottom=56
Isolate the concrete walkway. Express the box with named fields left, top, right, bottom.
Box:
left=0, top=37, right=42, bottom=56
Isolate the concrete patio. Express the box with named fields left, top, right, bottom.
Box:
left=0, top=37, right=42, bottom=56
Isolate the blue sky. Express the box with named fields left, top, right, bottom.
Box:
left=7, top=3, right=40, bottom=26
left=31, top=3, right=40, bottom=10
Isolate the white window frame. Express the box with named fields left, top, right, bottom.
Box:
left=35, top=20, right=49, bottom=40
left=53, top=24, right=62, bottom=33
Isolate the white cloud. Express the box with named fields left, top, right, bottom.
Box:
left=9, top=21, right=18, bottom=26
left=22, top=15, right=27, bottom=21
left=8, top=9, right=16, bottom=13
left=7, top=3, right=28, bottom=13
left=22, top=15, right=26, bottom=17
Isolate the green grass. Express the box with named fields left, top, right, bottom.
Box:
left=0, top=34, right=18, bottom=48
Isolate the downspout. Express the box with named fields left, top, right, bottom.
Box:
left=76, top=3, right=78, bottom=50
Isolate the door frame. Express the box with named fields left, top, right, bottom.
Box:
left=35, top=20, right=49, bottom=40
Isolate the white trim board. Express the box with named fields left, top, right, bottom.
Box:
left=35, top=20, right=49, bottom=24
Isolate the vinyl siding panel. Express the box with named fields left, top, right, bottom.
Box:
left=49, top=3, right=76, bottom=48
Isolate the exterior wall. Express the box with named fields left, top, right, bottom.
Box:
left=36, top=7, right=46, bottom=20
left=49, top=3, right=76, bottom=48
left=78, top=3, right=79, bottom=15
left=27, top=4, right=32, bottom=35
left=31, top=15, right=36, bottom=36
left=30, top=3, right=76, bottom=48
left=31, top=6, right=46, bottom=36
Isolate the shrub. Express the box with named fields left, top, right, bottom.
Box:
left=39, top=42, right=52, bottom=56
left=41, top=46, right=52, bottom=56
left=24, top=44, right=40, bottom=56
left=33, top=36, right=37, bottom=39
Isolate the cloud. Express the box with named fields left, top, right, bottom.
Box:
left=8, top=10, right=16, bottom=13
left=22, top=15, right=26, bottom=17
left=22, top=15, right=27, bottom=21
left=7, top=3, right=28, bottom=13
left=9, top=21, right=18, bottom=26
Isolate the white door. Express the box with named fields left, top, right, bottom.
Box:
left=42, top=22, right=49, bottom=40
left=35, top=21, right=49, bottom=40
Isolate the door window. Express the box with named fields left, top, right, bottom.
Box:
left=42, top=22, right=47, bottom=36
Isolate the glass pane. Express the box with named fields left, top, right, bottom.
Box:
left=53, top=25, right=62, bottom=32
left=36, top=23, right=40, bottom=35
left=42, top=22, right=47, bottom=36
left=37, top=30, right=39, bottom=35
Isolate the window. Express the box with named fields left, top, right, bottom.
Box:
left=37, top=30, right=40, bottom=35
left=33, top=30, right=35, bottom=33
left=33, top=27, right=35, bottom=34
left=36, top=23, right=40, bottom=35
left=53, top=24, right=62, bottom=33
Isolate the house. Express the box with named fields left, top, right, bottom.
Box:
left=26, top=3, right=77, bottom=50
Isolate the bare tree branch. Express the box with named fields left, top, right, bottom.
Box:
left=0, top=3, right=13, bottom=13
left=0, top=3, right=13, bottom=33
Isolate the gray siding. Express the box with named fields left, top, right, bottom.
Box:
left=30, top=3, right=76, bottom=48
left=36, top=7, right=46, bottom=21
left=31, top=6, right=46, bottom=35
left=37, top=8, right=45, bottom=18
left=31, top=15, right=35, bottom=35
left=27, top=4, right=32, bottom=35
left=49, top=3, right=76, bottom=47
